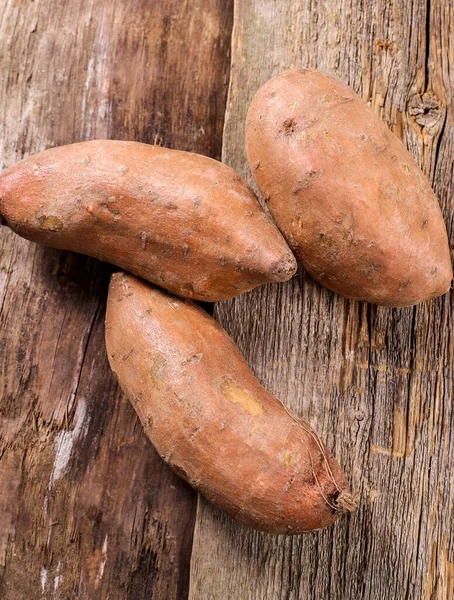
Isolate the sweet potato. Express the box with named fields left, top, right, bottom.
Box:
left=0, top=140, right=296, bottom=301
left=245, top=69, right=452, bottom=306
left=105, top=272, right=356, bottom=534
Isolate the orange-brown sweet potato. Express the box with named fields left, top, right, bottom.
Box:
left=105, top=272, right=356, bottom=534
left=0, top=140, right=296, bottom=301
left=246, top=69, right=452, bottom=306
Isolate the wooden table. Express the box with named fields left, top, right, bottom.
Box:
left=0, top=1, right=452, bottom=599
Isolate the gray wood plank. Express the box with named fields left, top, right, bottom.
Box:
left=189, top=1, right=453, bottom=598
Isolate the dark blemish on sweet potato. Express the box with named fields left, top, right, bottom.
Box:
left=192, top=195, right=201, bottom=209
left=373, top=142, right=389, bottom=154
left=181, top=353, right=203, bottom=365
left=282, top=118, right=297, bottom=136
left=219, top=256, right=226, bottom=266
left=38, top=215, right=63, bottom=231
left=398, top=281, right=411, bottom=290
left=283, top=473, right=296, bottom=492
left=122, top=348, right=134, bottom=361
left=293, top=169, right=322, bottom=193
left=140, top=231, right=148, bottom=249
left=317, top=233, right=335, bottom=250
left=253, top=161, right=260, bottom=170
left=422, top=219, right=429, bottom=228
left=183, top=244, right=189, bottom=258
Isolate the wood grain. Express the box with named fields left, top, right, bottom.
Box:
left=0, top=1, right=232, bottom=598
left=190, top=1, right=454, bottom=599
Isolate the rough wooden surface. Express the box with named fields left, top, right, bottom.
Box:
left=190, top=1, right=454, bottom=599
left=0, top=1, right=232, bottom=598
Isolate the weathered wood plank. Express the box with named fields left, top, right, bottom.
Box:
left=190, top=1, right=453, bottom=598
left=0, top=1, right=232, bottom=598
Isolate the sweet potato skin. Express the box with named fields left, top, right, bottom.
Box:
left=0, top=140, right=296, bottom=301
left=246, top=69, right=453, bottom=306
left=105, top=272, right=355, bottom=534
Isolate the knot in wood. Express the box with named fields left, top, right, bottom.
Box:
left=407, top=93, right=443, bottom=135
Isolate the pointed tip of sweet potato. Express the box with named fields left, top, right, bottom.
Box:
left=269, top=252, right=298, bottom=283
